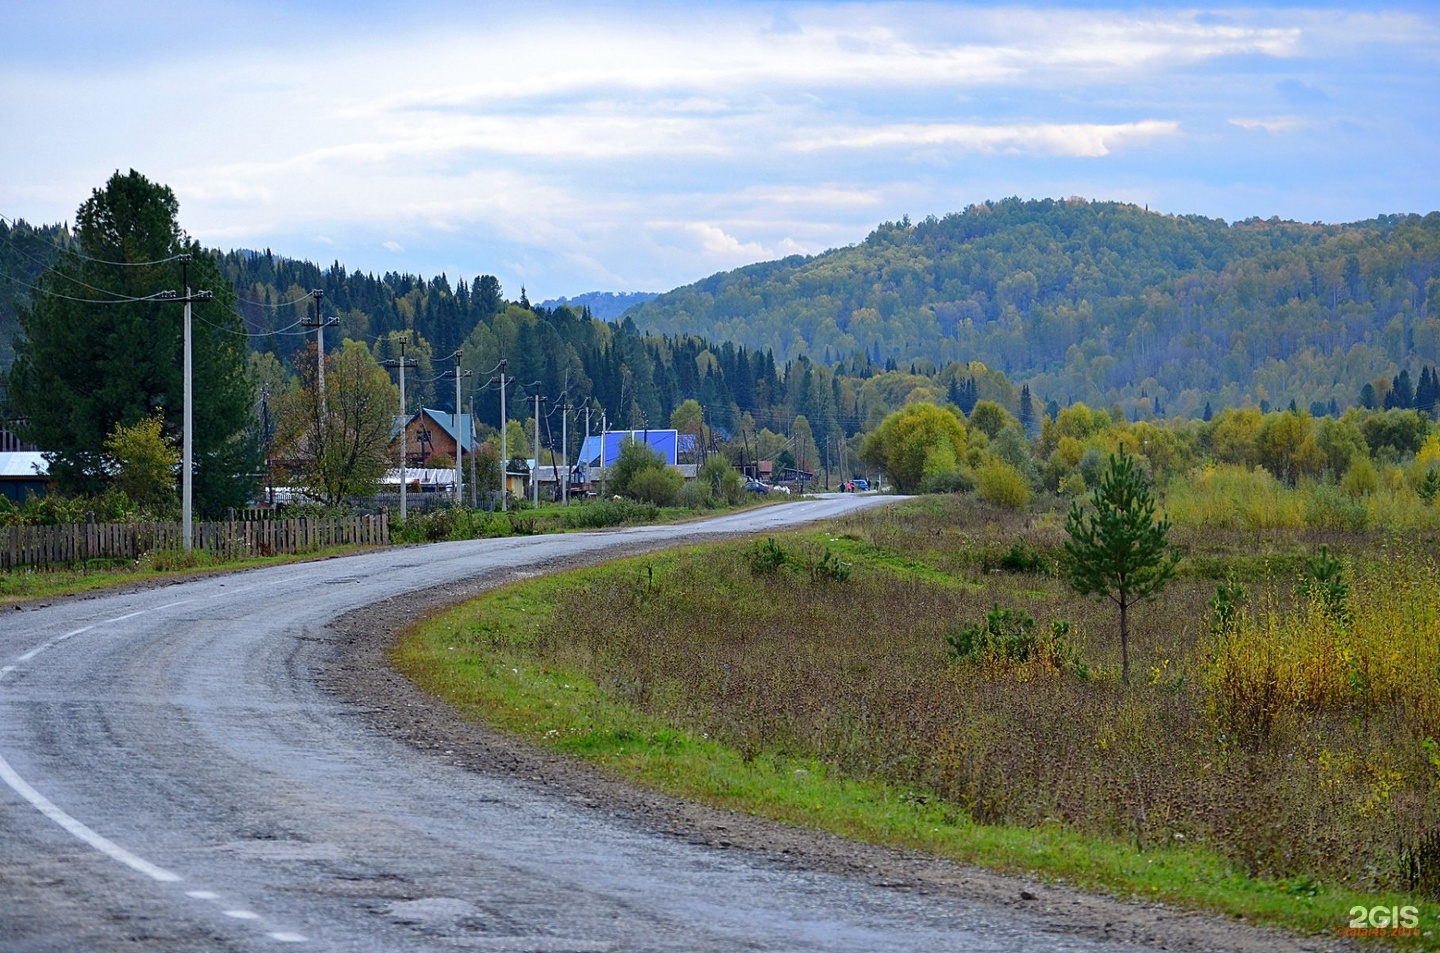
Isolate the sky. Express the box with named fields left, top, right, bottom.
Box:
left=2, top=1, right=1437, bottom=302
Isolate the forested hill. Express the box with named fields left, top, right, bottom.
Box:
left=0, top=219, right=71, bottom=370
left=623, top=198, right=1440, bottom=419
left=540, top=291, right=659, bottom=321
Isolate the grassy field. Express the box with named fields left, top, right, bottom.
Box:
left=394, top=494, right=1440, bottom=945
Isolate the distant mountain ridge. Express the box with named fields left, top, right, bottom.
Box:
left=623, top=198, right=1440, bottom=419
left=540, top=291, right=659, bottom=322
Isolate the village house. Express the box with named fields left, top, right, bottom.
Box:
left=390, top=408, right=477, bottom=468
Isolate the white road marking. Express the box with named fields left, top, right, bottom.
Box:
left=0, top=749, right=182, bottom=883
left=13, top=602, right=194, bottom=665
left=1, top=586, right=304, bottom=943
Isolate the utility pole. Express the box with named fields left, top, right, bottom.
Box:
left=381, top=340, right=418, bottom=522
left=450, top=353, right=473, bottom=506
left=561, top=395, right=570, bottom=506
left=300, top=290, right=339, bottom=395
left=498, top=360, right=508, bottom=512
left=599, top=410, right=607, bottom=496
left=532, top=388, right=545, bottom=506
left=182, top=259, right=193, bottom=550
left=261, top=387, right=273, bottom=507
left=170, top=257, right=212, bottom=551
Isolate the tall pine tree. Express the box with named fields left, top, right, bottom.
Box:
left=9, top=170, right=259, bottom=514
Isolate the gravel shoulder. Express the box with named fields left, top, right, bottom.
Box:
left=319, top=540, right=1349, bottom=953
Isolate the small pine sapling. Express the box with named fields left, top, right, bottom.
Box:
left=1062, top=446, right=1180, bottom=684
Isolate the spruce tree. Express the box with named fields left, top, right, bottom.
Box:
left=9, top=170, right=259, bottom=514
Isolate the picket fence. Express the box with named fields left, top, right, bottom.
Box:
left=0, top=514, right=390, bottom=569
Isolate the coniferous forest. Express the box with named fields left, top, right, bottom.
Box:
left=5, top=197, right=1440, bottom=465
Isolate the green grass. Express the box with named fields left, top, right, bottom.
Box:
left=394, top=546, right=1437, bottom=946
left=1, top=492, right=785, bottom=604
left=0, top=544, right=379, bottom=606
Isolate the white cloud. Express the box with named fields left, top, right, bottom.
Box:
left=733, top=185, right=885, bottom=209
left=799, top=121, right=1181, bottom=158
left=1229, top=117, right=1306, bottom=134
left=687, top=222, right=769, bottom=260
left=1, top=2, right=1435, bottom=298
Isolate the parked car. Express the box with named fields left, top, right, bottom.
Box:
left=744, top=480, right=769, bottom=494
left=851, top=478, right=869, bottom=491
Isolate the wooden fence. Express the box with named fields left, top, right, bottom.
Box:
left=0, top=514, right=390, bottom=570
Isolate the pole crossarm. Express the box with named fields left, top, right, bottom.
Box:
left=298, top=289, right=339, bottom=328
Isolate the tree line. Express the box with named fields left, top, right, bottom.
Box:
left=1, top=171, right=1035, bottom=516
left=5, top=173, right=1437, bottom=521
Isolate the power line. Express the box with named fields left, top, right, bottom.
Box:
left=0, top=268, right=177, bottom=305
left=191, top=312, right=309, bottom=337
left=232, top=288, right=327, bottom=310
left=0, top=212, right=186, bottom=268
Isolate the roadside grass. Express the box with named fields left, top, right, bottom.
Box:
left=0, top=492, right=787, bottom=604
left=0, top=543, right=378, bottom=606
left=392, top=493, right=782, bottom=543
left=394, top=519, right=1440, bottom=946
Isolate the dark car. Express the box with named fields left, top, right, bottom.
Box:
left=744, top=480, right=769, bottom=494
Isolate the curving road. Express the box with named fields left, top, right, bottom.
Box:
left=1, top=496, right=1295, bottom=952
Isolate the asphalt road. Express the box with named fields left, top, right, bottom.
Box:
left=0, top=496, right=1233, bottom=952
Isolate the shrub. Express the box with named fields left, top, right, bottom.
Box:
left=1208, top=579, right=1246, bottom=636
left=807, top=547, right=851, bottom=583
left=1056, top=471, right=1087, bottom=498
left=748, top=537, right=789, bottom=575
left=394, top=504, right=487, bottom=542
left=860, top=403, right=968, bottom=493
left=1420, top=468, right=1440, bottom=506
left=1204, top=553, right=1440, bottom=737
left=1077, top=447, right=1106, bottom=488
left=945, top=604, right=1086, bottom=679
left=997, top=541, right=1049, bottom=574
left=1300, top=483, right=1370, bottom=531
left=608, top=438, right=668, bottom=499
left=1162, top=464, right=1302, bottom=529
left=975, top=459, right=1031, bottom=509
left=1299, top=545, right=1350, bottom=626
left=1342, top=456, right=1379, bottom=498
left=918, top=467, right=974, bottom=495
left=629, top=467, right=684, bottom=507
left=559, top=498, right=659, bottom=529
left=697, top=455, right=744, bottom=505
left=677, top=481, right=710, bottom=509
